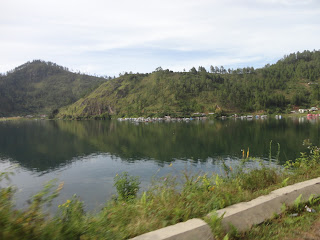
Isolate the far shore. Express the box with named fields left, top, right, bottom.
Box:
left=1, top=110, right=320, bottom=122
left=0, top=116, right=23, bottom=121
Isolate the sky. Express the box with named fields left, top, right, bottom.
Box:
left=1, top=0, right=320, bottom=76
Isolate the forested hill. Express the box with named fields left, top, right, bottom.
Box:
left=0, top=60, right=106, bottom=116
left=58, top=50, right=320, bottom=119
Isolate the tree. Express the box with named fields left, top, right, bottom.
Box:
left=198, top=66, right=207, bottom=73
left=189, top=67, right=197, bottom=74
left=155, top=66, right=163, bottom=72
left=49, top=108, right=59, bottom=119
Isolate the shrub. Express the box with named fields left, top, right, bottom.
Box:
left=114, top=172, right=140, bottom=201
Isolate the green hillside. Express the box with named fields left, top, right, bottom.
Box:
left=59, top=50, right=320, bottom=119
left=0, top=60, right=106, bottom=117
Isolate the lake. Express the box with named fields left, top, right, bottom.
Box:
left=0, top=117, right=319, bottom=211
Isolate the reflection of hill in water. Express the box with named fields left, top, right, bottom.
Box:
left=0, top=119, right=319, bottom=172
left=0, top=121, right=96, bottom=172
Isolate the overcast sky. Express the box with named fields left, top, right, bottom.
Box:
left=1, top=0, right=320, bottom=76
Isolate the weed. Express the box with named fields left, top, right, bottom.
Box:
left=293, top=194, right=303, bottom=211
left=114, top=172, right=140, bottom=201
left=204, top=213, right=225, bottom=239
left=281, top=177, right=289, bottom=187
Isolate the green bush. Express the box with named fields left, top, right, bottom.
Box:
left=114, top=172, right=140, bottom=201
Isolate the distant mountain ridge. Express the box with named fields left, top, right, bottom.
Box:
left=0, top=60, right=106, bottom=116
left=58, top=50, right=320, bottom=118
left=1, top=51, right=320, bottom=118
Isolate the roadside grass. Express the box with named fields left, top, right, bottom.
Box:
left=0, top=144, right=319, bottom=239
left=238, top=196, right=320, bottom=240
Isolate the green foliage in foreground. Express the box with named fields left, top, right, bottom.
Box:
left=114, top=172, right=140, bottom=201
left=1, top=146, right=320, bottom=239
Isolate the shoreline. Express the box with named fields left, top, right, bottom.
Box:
left=1, top=111, right=320, bottom=122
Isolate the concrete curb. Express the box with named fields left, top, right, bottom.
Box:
left=131, top=177, right=320, bottom=240
left=212, top=176, right=320, bottom=232
left=130, top=219, right=215, bottom=240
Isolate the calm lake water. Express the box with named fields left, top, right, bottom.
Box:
left=0, top=118, right=319, bottom=211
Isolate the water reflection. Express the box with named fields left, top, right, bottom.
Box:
left=0, top=118, right=319, bottom=210
left=0, top=118, right=319, bottom=172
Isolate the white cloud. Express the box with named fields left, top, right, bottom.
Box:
left=0, top=0, right=319, bottom=76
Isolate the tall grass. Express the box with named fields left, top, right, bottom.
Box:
left=1, top=145, right=320, bottom=239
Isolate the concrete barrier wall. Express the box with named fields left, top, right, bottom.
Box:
left=130, top=219, right=215, bottom=240
left=131, top=177, right=320, bottom=240
left=213, top=177, right=320, bottom=232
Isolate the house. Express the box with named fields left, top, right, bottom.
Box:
left=310, top=107, right=318, bottom=111
left=299, top=109, right=307, bottom=113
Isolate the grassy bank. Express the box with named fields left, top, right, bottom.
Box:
left=0, top=117, right=23, bottom=122
left=1, top=144, right=320, bottom=239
